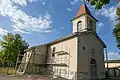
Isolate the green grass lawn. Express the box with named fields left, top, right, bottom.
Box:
left=0, top=67, right=16, bottom=75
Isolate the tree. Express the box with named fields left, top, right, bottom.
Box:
left=86, top=0, right=110, bottom=10
left=86, top=0, right=120, bottom=49
left=0, top=33, right=14, bottom=62
left=113, top=7, right=120, bottom=48
left=0, top=33, right=29, bottom=63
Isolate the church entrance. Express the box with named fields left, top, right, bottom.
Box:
left=90, top=58, right=97, bottom=80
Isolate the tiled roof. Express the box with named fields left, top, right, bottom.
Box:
left=73, top=3, right=98, bottom=21
left=26, top=32, right=106, bottom=51
left=47, top=32, right=106, bottom=48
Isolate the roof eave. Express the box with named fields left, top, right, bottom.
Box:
left=71, top=13, right=98, bottom=22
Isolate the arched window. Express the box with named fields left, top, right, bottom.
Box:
left=53, top=47, right=56, bottom=52
left=77, top=21, right=82, bottom=32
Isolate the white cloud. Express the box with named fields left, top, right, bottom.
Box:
left=60, top=27, right=64, bottom=30
left=0, top=0, right=52, bottom=34
left=40, top=0, right=48, bottom=5
left=71, top=0, right=78, bottom=5
left=0, top=28, right=9, bottom=35
left=97, top=22, right=104, bottom=32
left=11, top=0, right=27, bottom=6
left=66, top=8, right=72, bottom=11
left=28, top=0, right=38, bottom=3
left=70, top=0, right=83, bottom=5
left=105, top=52, right=120, bottom=60
left=70, top=0, right=84, bottom=5
left=98, top=22, right=104, bottom=27
left=95, top=6, right=118, bottom=25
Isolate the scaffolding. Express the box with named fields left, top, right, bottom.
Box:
left=46, top=46, right=70, bottom=79
left=16, top=51, right=31, bottom=74
left=16, top=48, right=38, bottom=75
left=16, top=45, right=71, bottom=79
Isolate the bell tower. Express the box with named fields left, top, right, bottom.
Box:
left=72, top=3, right=98, bottom=33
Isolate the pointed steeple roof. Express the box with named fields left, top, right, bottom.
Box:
left=73, top=3, right=98, bottom=21
left=75, top=3, right=91, bottom=18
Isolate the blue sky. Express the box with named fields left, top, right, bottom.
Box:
left=0, top=0, right=119, bottom=60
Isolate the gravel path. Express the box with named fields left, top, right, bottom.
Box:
left=0, top=75, right=51, bottom=80
left=0, top=75, right=119, bottom=80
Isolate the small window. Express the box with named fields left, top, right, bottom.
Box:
left=77, top=21, right=82, bottom=31
left=53, top=47, right=55, bottom=52
left=90, top=20, right=93, bottom=30
left=82, top=46, right=85, bottom=51
left=52, top=47, right=55, bottom=57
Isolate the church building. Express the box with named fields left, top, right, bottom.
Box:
left=17, top=3, right=106, bottom=80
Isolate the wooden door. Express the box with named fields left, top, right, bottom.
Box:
left=90, top=58, right=97, bottom=80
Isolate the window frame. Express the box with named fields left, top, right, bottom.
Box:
left=90, top=20, right=93, bottom=30
left=77, top=21, right=82, bottom=32
left=52, top=47, right=56, bottom=57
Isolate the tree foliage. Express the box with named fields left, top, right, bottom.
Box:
left=0, top=33, right=29, bottom=63
left=86, top=0, right=110, bottom=10
left=113, top=7, right=120, bottom=48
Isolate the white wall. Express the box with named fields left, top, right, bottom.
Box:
left=105, top=63, right=120, bottom=68
left=78, top=33, right=105, bottom=79
left=72, top=15, right=87, bottom=33
left=47, top=37, right=78, bottom=79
